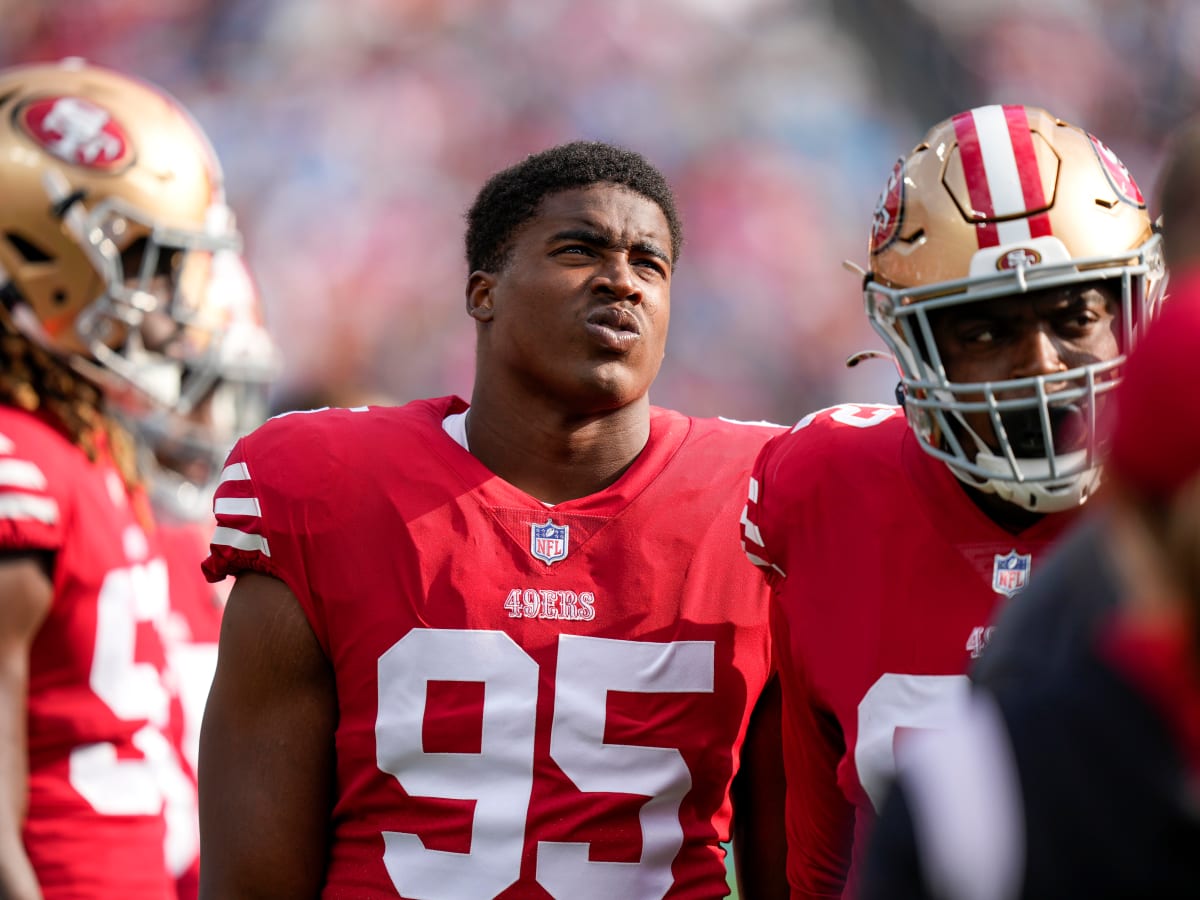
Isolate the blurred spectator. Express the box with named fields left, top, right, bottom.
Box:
left=0, top=1, right=1194, bottom=424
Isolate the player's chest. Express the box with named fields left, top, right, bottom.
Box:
left=781, top=527, right=1054, bottom=677
left=315, top=495, right=761, bottom=632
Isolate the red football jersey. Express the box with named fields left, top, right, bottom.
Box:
left=740, top=404, right=1077, bottom=898
left=157, top=519, right=225, bottom=900
left=0, top=406, right=177, bottom=898
left=159, top=519, right=223, bottom=774
left=204, top=397, right=781, bottom=900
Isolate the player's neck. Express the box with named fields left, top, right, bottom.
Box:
left=961, top=482, right=1045, bottom=535
left=464, top=394, right=651, bottom=505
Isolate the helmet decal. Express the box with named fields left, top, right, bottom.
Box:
left=17, top=95, right=132, bottom=170
left=996, top=247, right=1042, bottom=270
left=950, top=105, right=1054, bottom=248
left=1087, top=134, right=1145, bottom=208
left=869, top=158, right=905, bottom=255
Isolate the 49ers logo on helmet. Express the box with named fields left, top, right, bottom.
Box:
left=17, top=96, right=132, bottom=170
left=1088, top=134, right=1144, bottom=208
left=870, top=158, right=905, bottom=254
left=996, top=247, right=1043, bottom=270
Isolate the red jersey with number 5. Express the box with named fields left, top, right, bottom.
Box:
left=158, top=518, right=225, bottom=900
left=739, top=404, right=1076, bottom=898
left=0, top=406, right=176, bottom=898
left=203, top=396, right=782, bottom=900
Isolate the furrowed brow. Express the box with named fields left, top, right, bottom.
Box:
left=632, top=240, right=672, bottom=267
left=550, top=227, right=612, bottom=248
left=549, top=228, right=672, bottom=267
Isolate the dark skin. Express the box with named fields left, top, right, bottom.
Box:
left=929, top=281, right=1120, bottom=532
left=199, top=183, right=788, bottom=899
left=0, top=553, right=52, bottom=900
left=464, top=183, right=672, bottom=504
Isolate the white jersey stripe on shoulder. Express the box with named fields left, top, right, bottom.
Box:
left=740, top=506, right=766, bottom=548
left=748, top=477, right=761, bottom=504
left=211, top=525, right=271, bottom=558
left=0, top=433, right=15, bottom=454
left=971, top=105, right=1033, bottom=246
left=0, top=459, right=47, bottom=490
left=214, top=497, right=261, bottom=518
left=0, top=493, right=58, bottom=524
left=219, top=462, right=251, bottom=484
left=744, top=549, right=785, bottom=578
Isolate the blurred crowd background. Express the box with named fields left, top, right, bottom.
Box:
left=2, top=0, right=1196, bottom=425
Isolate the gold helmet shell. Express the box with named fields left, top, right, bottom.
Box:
left=0, top=57, right=240, bottom=407
left=863, top=104, right=1165, bottom=512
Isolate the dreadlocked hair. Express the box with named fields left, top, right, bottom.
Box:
left=0, top=301, right=144, bottom=495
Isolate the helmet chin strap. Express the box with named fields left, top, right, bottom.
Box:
left=952, top=446, right=1101, bottom=513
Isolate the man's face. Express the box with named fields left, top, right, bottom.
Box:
left=927, top=280, right=1121, bottom=457
left=469, top=183, right=672, bottom=412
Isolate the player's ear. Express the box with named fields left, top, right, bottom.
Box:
left=466, top=271, right=495, bottom=322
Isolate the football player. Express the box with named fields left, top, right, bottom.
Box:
left=199, top=140, right=789, bottom=899
left=117, top=249, right=279, bottom=900
left=972, top=114, right=1200, bottom=698
left=739, top=105, right=1165, bottom=897
left=0, top=59, right=245, bottom=898
left=859, top=280, right=1200, bottom=900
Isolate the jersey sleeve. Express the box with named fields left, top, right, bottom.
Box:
left=0, top=425, right=68, bottom=553
left=740, top=431, right=789, bottom=590
left=741, top=405, right=904, bottom=591
left=201, top=437, right=277, bottom=584
left=200, top=415, right=348, bottom=657
left=772, top=600, right=857, bottom=897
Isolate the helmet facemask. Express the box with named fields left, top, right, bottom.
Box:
left=114, top=250, right=281, bottom=523
left=34, top=168, right=242, bottom=419
left=868, top=234, right=1166, bottom=512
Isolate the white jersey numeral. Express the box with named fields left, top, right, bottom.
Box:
left=855, top=672, right=971, bottom=810
left=376, top=630, right=716, bottom=900
left=67, top=558, right=197, bottom=873
left=69, top=559, right=172, bottom=813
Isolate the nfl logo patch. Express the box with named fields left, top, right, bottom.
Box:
left=992, top=549, right=1031, bottom=597
left=530, top=518, right=569, bottom=565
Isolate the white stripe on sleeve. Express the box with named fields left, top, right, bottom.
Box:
left=214, top=497, right=261, bottom=518
left=0, top=459, right=47, bottom=490
left=0, top=493, right=58, bottom=524
left=211, top=525, right=271, bottom=558
left=218, top=462, right=251, bottom=484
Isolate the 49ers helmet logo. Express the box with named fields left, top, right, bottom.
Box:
left=17, top=96, right=132, bottom=170
left=870, top=158, right=905, bottom=254
left=996, top=247, right=1042, bottom=270
left=1088, top=134, right=1144, bottom=208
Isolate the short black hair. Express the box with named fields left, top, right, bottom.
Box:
left=465, top=140, right=683, bottom=273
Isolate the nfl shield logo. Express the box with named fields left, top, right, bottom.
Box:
left=530, top=518, right=569, bottom=565
left=992, top=550, right=1031, bottom=597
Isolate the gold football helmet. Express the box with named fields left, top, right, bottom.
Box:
left=863, top=104, right=1166, bottom=512
left=0, top=57, right=241, bottom=416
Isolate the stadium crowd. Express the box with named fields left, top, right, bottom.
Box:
left=2, top=0, right=1195, bottom=422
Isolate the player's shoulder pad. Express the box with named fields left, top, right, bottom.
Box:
left=239, top=399, right=440, bottom=485
left=754, top=402, right=907, bottom=483
left=660, top=409, right=788, bottom=469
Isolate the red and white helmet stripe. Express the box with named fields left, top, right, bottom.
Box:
left=952, top=104, right=1054, bottom=249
